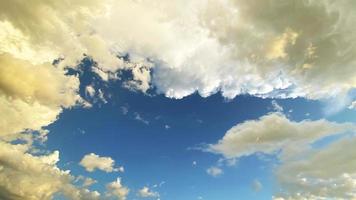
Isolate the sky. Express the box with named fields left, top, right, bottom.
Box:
left=1, top=0, right=356, bottom=200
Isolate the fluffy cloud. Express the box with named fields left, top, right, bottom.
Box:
left=106, top=178, right=130, bottom=200
left=276, top=137, right=356, bottom=199
left=137, top=186, right=160, bottom=198
left=208, top=113, right=352, bottom=159
left=3, top=0, right=355, bottom=101
left=208, top=113, right=356, bottom=199
left=0, top=54, right=81, bottom=137
left=0, top=141, right=100, bottom=200
left=80, top=153, right=124, bottom=173
left=0, top=0, right=122, bottom=69
left=94, top=0, right=356, bottom=100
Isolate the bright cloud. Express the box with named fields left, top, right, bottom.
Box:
left=137, top=186, right=160, bottom=198
left=208, top=113, right=353, bottom=159
left=0, top=54, right=81, bottom=138
left=106, top=177, right=130, bottom=200
left=1, top=0, right=355, bottom=101
left=208, top=113, right=356, bottom=199
left=80, top=153, right=124, bottom=173
left=0, top=141, right=100, bottom=200
left=1, top=0, right=356, bottom=199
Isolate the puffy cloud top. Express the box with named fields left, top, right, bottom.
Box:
left=80, top=153, right=124, bottom=173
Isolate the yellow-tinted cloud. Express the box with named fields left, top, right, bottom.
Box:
left=208, top=113, right=356, bottom=199
left=80, top=153, right=124, bottom=173
left=0, top=141, right=101, bottom=200
left=106, top=178, right=130, bottom=200
left=0, top=54, right=80, bottom=137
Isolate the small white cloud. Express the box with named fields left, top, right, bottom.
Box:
left=98, top=89, right=108, bottom=104
left=79, top=153, right=123, bottom=173
left=206, top=166, right=223, bottom=177
left=85, top=85, right=96, bottom=98
left=164, top=124, right=170, bottom=129
left=134, top=112, right=149, bottom=125
left=76, top=176, right=97, bottom=187
left=137, top=186, right=159, bottom=198
left=271, top=100, right=284, bottom=112
left=121, top=106, right=129, bottom=115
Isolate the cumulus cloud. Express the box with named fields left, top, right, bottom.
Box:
left=276, top=137, right=356, bottom=199
left=206, top=166, right=223, bottom=177
left=208, top=113, right=352, bottom=159
left=137, top=186, right=160, bottom=198
left=0, top=141, right=100, bottom=200
left=0, top=54, right=81, bottom=137
left=94, top=0, right=356, bottom=100
left=80, top=153, right=124, bottom=173
left=3, top=0, right=355, bottom=101
left=106, top=177, right=129, bottom=200
left=207, top=113, right=356, bottom=199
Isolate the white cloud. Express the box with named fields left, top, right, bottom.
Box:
left=106, top=177, right=129, bottom=200
left=80, top=153, right=124, bottom=173
left=134, top=112, right=150, bottom=125
left=2, top=0, right=355, bottom=101
left=0, top=54, right=81, bottom=138
left=76, top=176, right=97, bottom=188
left=206, top=166, right=223, bottom=177
left=275, top=137, right=356, bottom=199
left=208, top=113, right=352, bottom=159
left=85, top=85, right=96, bottom=98
left=208, top=113, right=356, bottom=199
left=95, top=0, right=356, bottom=100
left=271, top=100, right=284, bottom=112
left=349, top=101, right=356, bottom=109
left=137, top=186, right=160, bottom=198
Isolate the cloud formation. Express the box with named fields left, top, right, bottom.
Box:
left=137, top=186, right=160, bottom=198
left=2, top=0, right=355, bottom=101
left=0, top=54, right=81, bottom=138
left=80, top=153, right=124, bottom=173
left=208, top=113, right=356, bottom=199
left=0, top=141, right=100, bottom=200
left=94, top=0, right=356, bottom=99
left=106, top=178, right=130, bottom=200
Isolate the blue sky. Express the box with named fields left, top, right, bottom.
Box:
left=38, top=62, right=354, bottom=200
left=1, top=1, right=356, bottom=200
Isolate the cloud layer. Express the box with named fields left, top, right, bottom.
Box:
left=2, top=0, right=355, bottom=100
